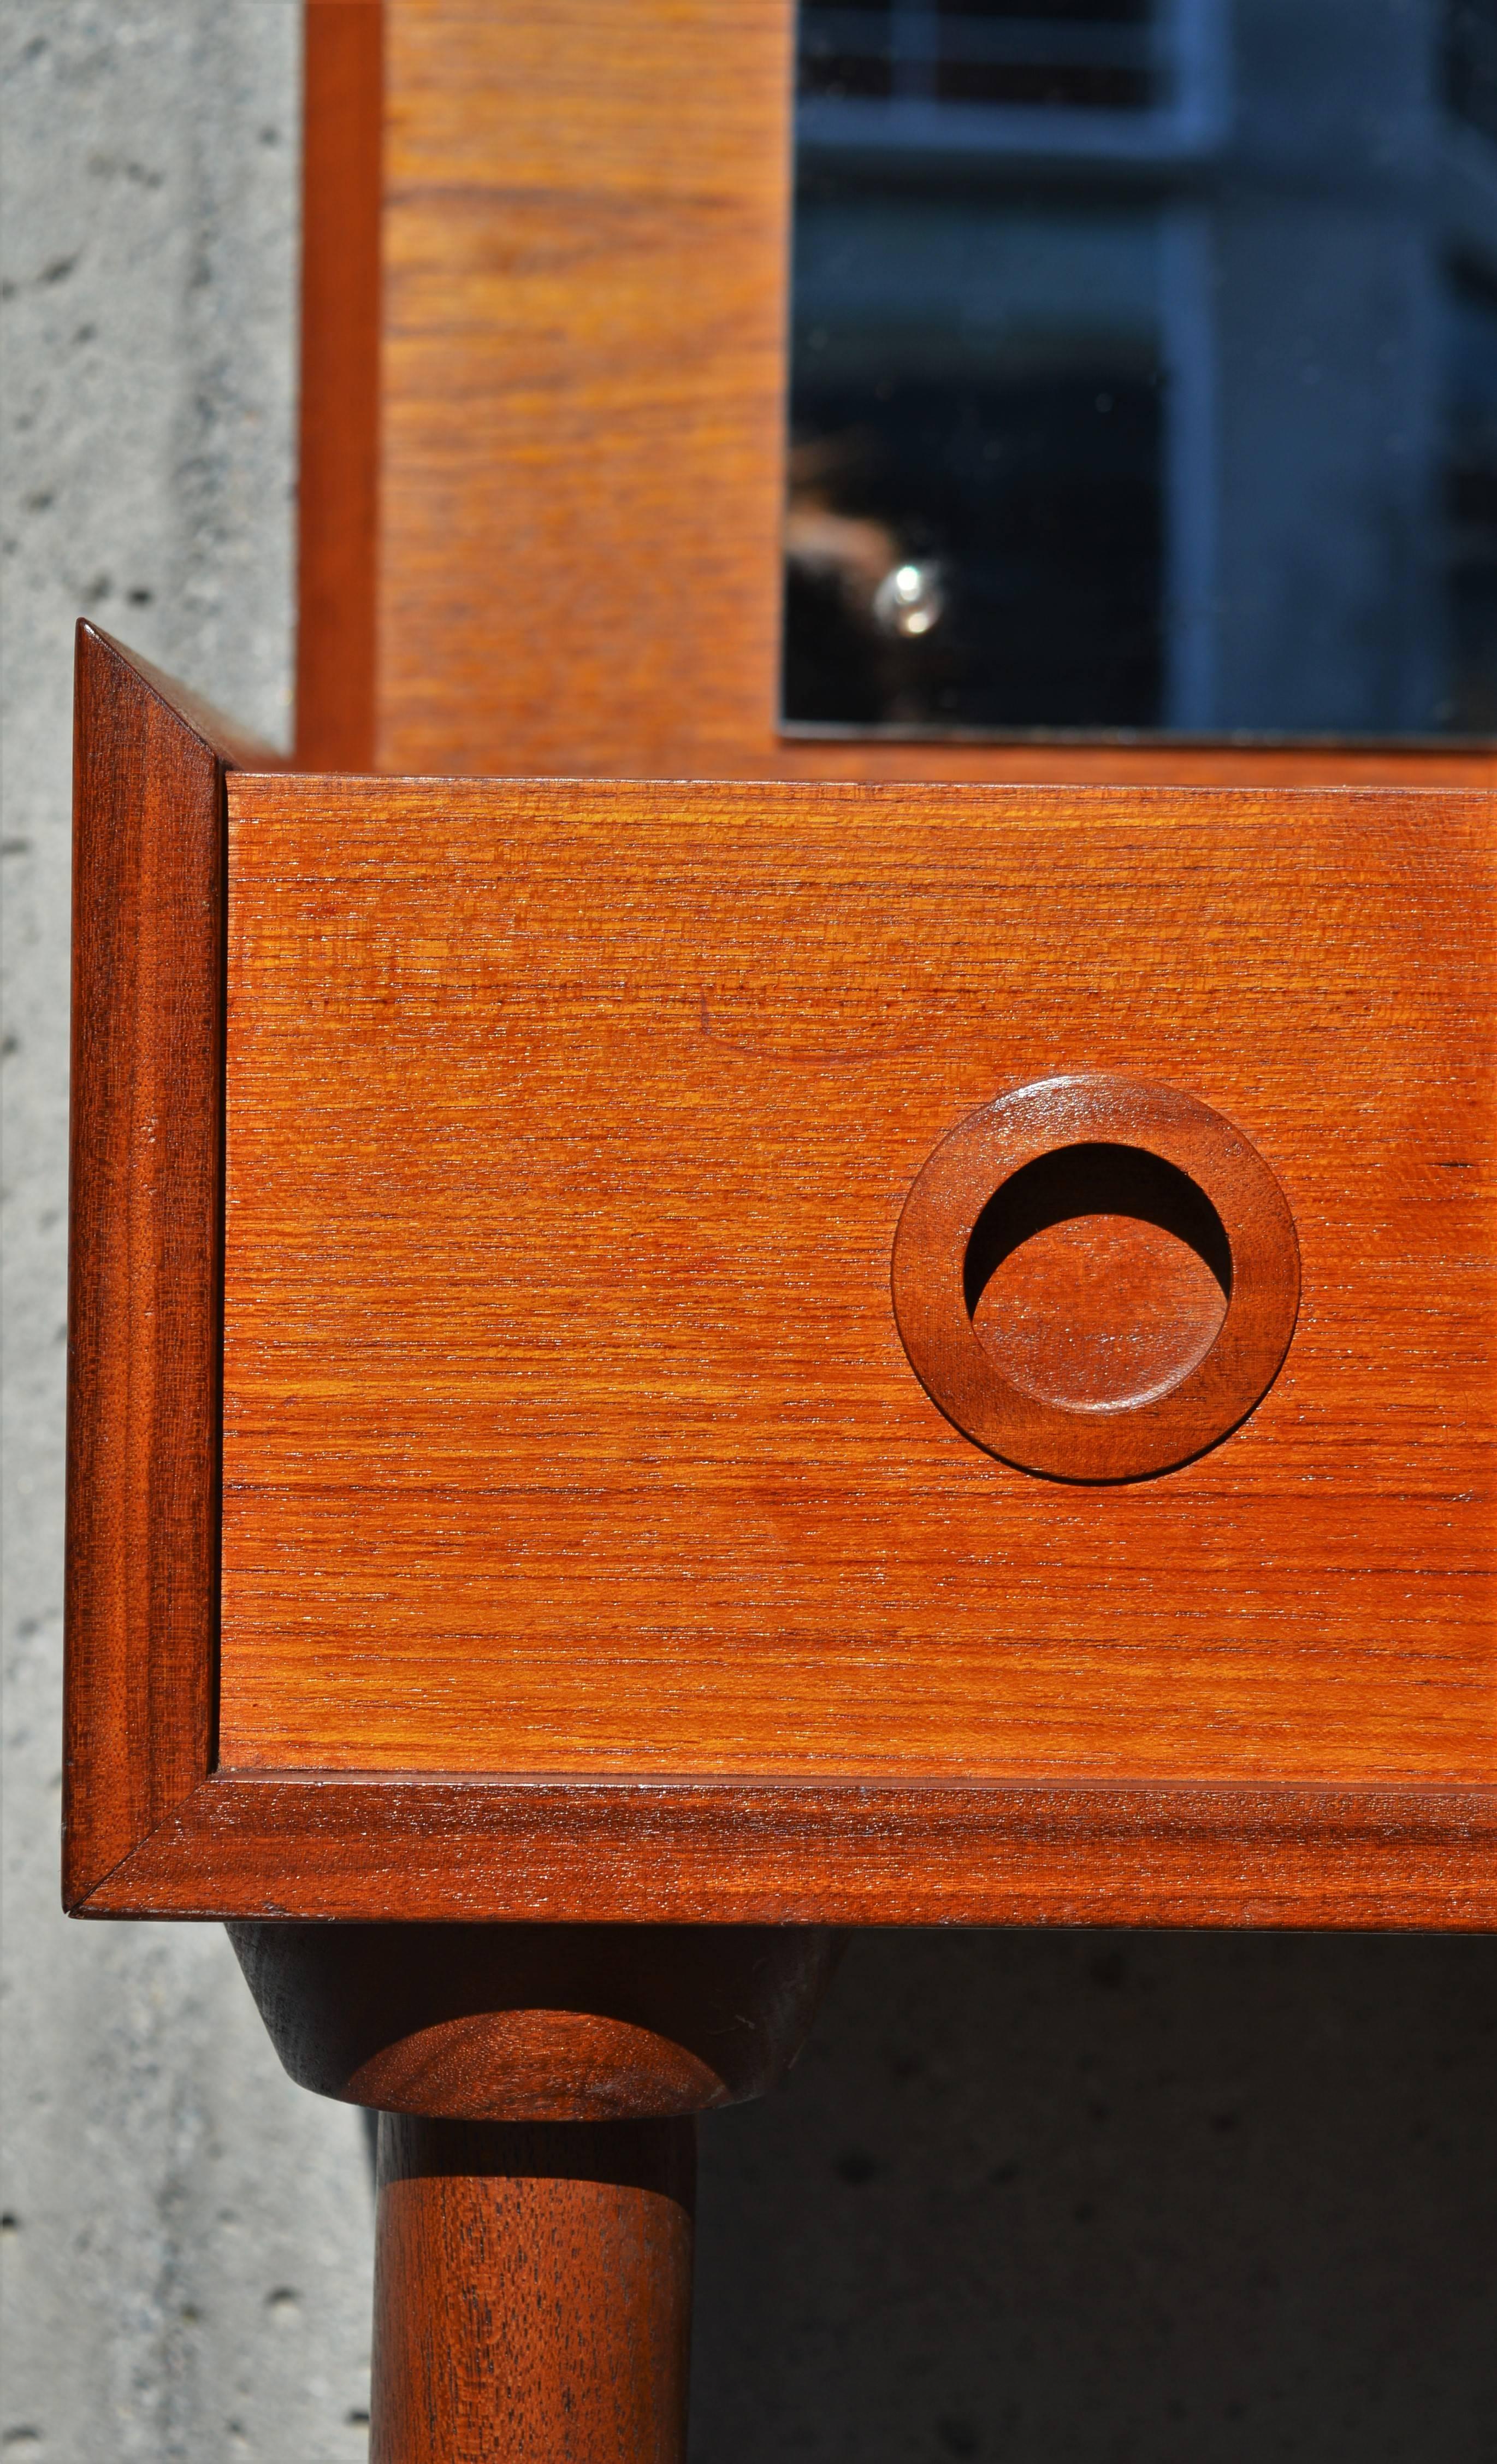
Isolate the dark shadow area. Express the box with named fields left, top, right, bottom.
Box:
left=691, top=1929, right=1497, bottom=2461
left=1448, top=254, right=1497, bottom=733
left=375, top=2112, right=695, bottom=2202
left=963, top=1142, right=1233, bottom=1321
left=783, top=373, right=1163, bottom=730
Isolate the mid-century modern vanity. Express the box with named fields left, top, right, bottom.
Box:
left=66, top=4, right=1494, bottom=2455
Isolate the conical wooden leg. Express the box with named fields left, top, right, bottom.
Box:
left=229, top=1922, right=841, bottom=2457
left=371, top=2116, right=695, bottom=2464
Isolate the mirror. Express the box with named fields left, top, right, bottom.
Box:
left=783, top=1, right=1497, bottom=739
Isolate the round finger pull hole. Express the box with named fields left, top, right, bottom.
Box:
left=891, top=1074, right=1299, bottom=1482
left=965, top=1143, right=1232, bottom=1412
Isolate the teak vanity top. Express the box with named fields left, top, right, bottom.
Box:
left=63, top=632, right=1495, bottom=1930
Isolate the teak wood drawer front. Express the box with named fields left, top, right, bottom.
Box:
left=218, top=777, right=1494, bottom=1794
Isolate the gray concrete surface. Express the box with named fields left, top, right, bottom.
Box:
left=2, top=9, right=374, bottom=2459
left=694, top=1928, right=1496, bottom=2461
left=3, top=7, right=1494, bottom=2462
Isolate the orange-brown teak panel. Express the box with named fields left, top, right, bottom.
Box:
left=218, top=776, right=1495, bottom=1783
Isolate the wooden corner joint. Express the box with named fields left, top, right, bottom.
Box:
left=63, top=626, right=286, bottom=1914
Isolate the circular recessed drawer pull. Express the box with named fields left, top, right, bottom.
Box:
left=890, top=1073, right=1300, bottom=1482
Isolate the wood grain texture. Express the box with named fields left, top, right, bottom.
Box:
left=227, top=1921, right=841, bottom=2119
left=63, top=625, right=280, bottom=1908
left=295, top=0, right=383, bottom=770
left=300, top=0, right=1497, bottom=786
left=371, top=2114, right=694, bottom=2464
left=75, top=1775, right=1497, bottom=1927
left=377, top=0, right=796, bottom=778
left=63, top=702, right=1494, bottom=1926
left=219, top=775, right=1495, bottom=1795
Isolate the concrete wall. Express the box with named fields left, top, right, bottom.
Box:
left=2, top=7, right=1494, bottom=2460
left=1, top=9, right=373, bottom=2459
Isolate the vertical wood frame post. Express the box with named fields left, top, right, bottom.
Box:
left=295, top=0, right=383, bottom=770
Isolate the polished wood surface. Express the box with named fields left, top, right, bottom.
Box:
left=371, top=2114, right=694, bottom=2464
left=377, top=0, right=795, bottom=778
left=63, top=655, right=1494, bottom=1927
left=228, top=1922, right=841, bottom=2120
left=295, top=0, right=383, bottom=771
left=62, top=625, right=277, bottom=1907
left=219, top=774, right=1494, bottom=1792
left=294, top=0, right=1494, bottom=788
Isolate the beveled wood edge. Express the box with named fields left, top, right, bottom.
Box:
left=71, top=1774, right=1497, bottom=1930
left=229, top=770, right=1496, bottom=814
left=82, top=623, right=289, bottom=773
left=63, top=627, right=286, bottom=1910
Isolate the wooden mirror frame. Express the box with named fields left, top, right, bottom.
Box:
left=295, top=0, right=1494, bottom=791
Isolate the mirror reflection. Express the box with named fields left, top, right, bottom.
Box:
left=783, top=1, right=1497, bottom=737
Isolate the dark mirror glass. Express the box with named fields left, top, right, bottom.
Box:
left=783, top=1, right=1497, bottom=738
